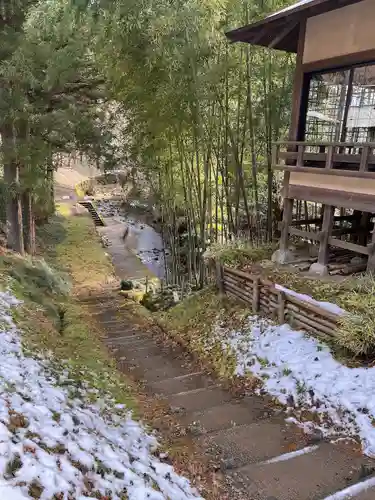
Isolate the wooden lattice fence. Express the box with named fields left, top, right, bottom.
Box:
left=216, top=264, right=340, bottom=339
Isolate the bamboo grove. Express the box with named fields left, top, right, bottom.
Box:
left=0, top=0, right=296, bottom=286
left=93, top=0, right=295, bottom=286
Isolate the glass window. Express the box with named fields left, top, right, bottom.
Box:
left=305, top=70, right=350, bottom=143
left=304, top=63, right=375, bottom=145
left=345, top=64, right=375, bottom=144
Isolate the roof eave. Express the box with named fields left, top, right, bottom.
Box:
left=226, top=0, right=362, bottom=52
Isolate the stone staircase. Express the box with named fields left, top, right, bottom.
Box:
left=79, top=200, right=105, bottom=226
left=84, top=292, right=375, bottom=500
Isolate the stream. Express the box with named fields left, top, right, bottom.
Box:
left=96, top=199, right=166, bottom=279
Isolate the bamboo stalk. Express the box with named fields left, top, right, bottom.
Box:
left=224, top=285, right=254, bottom=300
left=252, top=276, right=260, bottom=313
left=223, top=266, right=255, bottom=282
left=277, top=291, right=286, bottom=324
left=223, top=277, right=253, bottom=294
left=284, top=293, right=339, bottom=322
left=286, top=303, right=338, bottom=329
left=223, top=274, right=253, bottom=293
left=225, top=288, right=251, bottom=306
left=287, top=317, right=334, bottom=341
left=226, top=291, right=249, bottom=307
left=285, top=312, right=336, bottom=337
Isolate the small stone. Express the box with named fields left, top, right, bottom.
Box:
left=170, top=406, right=184, bottom=414
left=307, top=429, right=323, bottom=444
left=220, top=457, right=236, bottom=471
left=286, top=394, right=294, bottom=407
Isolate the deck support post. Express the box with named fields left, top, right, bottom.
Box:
left=272, top=197, right=294, bottom=264
left=366, top=223, right=375, bottom=273
left=309, top=205, right=334, bottom=276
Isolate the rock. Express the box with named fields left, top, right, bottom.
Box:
left=170, top=406, right=184, bottom=414
left=307, top=428, right=323, bottom=444
left=286, top=394, right=294, bottom=407
left=220, top=457, right=236, bottom=471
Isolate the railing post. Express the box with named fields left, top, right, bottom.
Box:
left=252, top=277, right=260, bottom=313
left=216, top=261, right=224, bottom=294
left=360, top=145, right=370, bottom=172
left=297, top=144, right=304, bottom=167
left=325, top=145, right=334, bottom=169
left=367, top=228, right=375, bottom=274
left=277, top=291, right=286, bottom=324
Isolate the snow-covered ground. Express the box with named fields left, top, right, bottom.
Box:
left=216, top=315, right=375, bottom=458
left=0, top=291, right=203, bottom=499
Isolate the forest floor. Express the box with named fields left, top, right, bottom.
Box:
left=48, top=171, right=375, bottom=499
left=0, top=203, right=210, bottom=499
left=92, top=196, right=375, bottom=500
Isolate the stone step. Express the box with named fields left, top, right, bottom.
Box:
left=198, top=419, right=310, bottom=469
left=112, top=343, right=165, bottom=360
left=150, top=372, right=214, bottom=396
left=142, top=364, right=190, bottom=383
left=105, top=334, right=149, bottom=346
left=167, top=387, right=232, bottom=414
left=104, top=327, right=144, bottom=338
left=101, top=320, right=135, bottom=330
left=230, top=442, right=374, bottom=500
left=133, top=352, right=192, bottom=374
left=181, top=397, right=270, bottom=435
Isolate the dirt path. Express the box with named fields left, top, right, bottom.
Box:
left=83, top=210, right=375, bottom=500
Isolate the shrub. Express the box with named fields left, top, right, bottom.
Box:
left=204, top=240, right=274, bottom=268
left=336, top=313, right=375, bottom=358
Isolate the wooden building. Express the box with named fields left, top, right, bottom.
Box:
left=227, top=0, right=375, bottom=275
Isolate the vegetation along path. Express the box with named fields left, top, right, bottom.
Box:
left=88, top=209, right=375, bottom=500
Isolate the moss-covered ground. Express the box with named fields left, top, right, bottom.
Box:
left=0, top=204, right=136, bottom=411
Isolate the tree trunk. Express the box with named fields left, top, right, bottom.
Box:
left=23, top=190, right=35, bottom=255
left=4, top=161, right=24, bottom=255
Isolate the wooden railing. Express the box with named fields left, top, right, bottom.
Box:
left=272, top=141, right=375, bottom=176
left=216, top=264, right=340, bottom=339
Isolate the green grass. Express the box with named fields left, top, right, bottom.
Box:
left=159, top=287, right=249, bottom=380
left=37, top=209, right=115, bottom=291
left=205, top=241, right=274, bottom=268
left=255, top=267, right=375, bottom=358
left=0, top=209, right=136, bottom=411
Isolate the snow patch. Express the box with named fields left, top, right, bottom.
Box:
left=274, top=284, right=346, bottom=316
left=322, top=475, right=375, bottom=499
left=260, top=445, right=319, bottom=464
left=217, top=316, right=375, bottom=457
left=0, top=291, right=203, bottom=499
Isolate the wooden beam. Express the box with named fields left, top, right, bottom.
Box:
left=273, top=165, right=375, bottom=180
left=268, top=20, right=299, bottom=49
left=279, top=19, right=306, bottom=254
left=329, top=237, right=370, bottom=256
left=367, top=225, right=375, bottom=272
left=280, top=198, right=293, bottom=257
left=317, top=205, right=334, bottom=271
left=288, top=20, right=306, bottom=143
left=276, top=141, right=375, bottom=148
left=302, top=48, right=375, bottom=74
left=288, top=185, right=375, bottom=213
left=288, top=227, right=320, bottom=240
left=278, top=150, right=375, bottom=166
left=292, top=214, right=357, bottom=226
left=360, top=146, right=370, bottom=172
